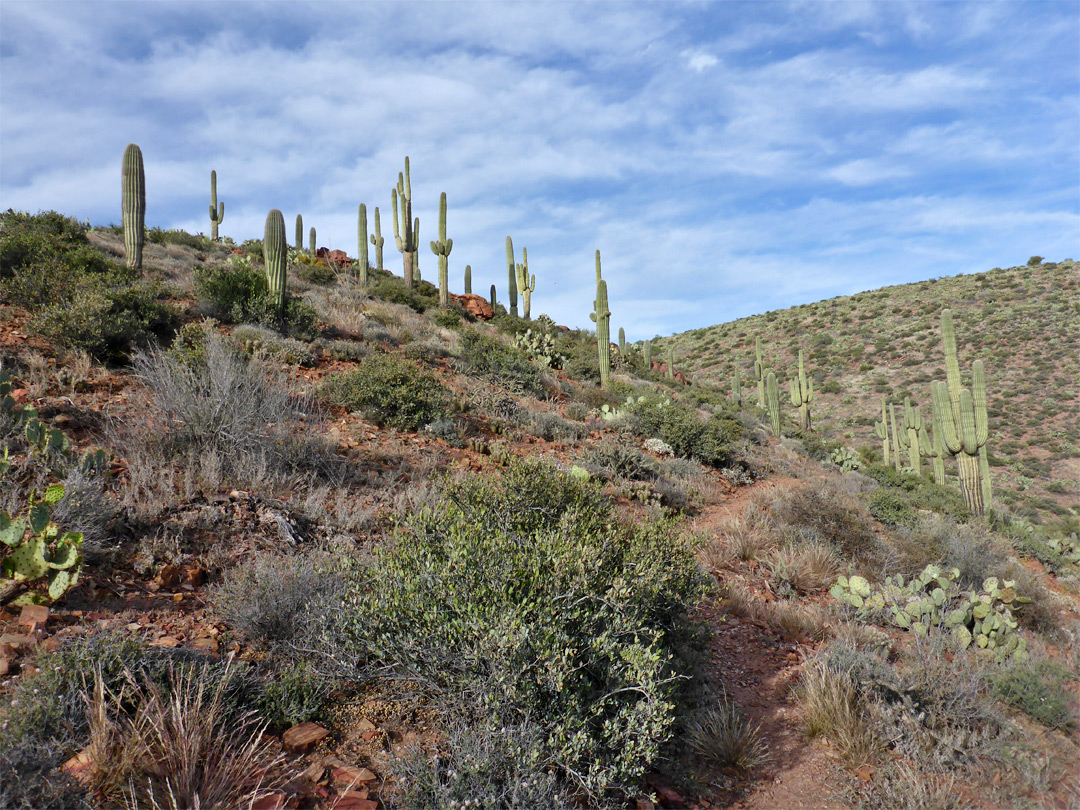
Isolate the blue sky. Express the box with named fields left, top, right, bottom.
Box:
left=2, top=1, right=1077, bottom=340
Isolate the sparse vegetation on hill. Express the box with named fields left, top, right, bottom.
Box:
left=1, top=196, right=1077, bottom=810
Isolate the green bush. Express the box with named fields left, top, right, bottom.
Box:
left=32, top=282, right=177, bottom=363
left=991, top=659, right=1074, bottom=728
left=194, top=257, right=318, bottom=339
left=623, top=395, right=740, bottom=468
left=457, top=328, right=545, bottom=398
left=326, top=459, right=709, bottom=797
left=146, top=227, right=211, bottom=250
left=368, top=274, right=438, bottom=313
left=319, top=351, right=450, bottom=430
left=868, top=487, right=917, bottom=528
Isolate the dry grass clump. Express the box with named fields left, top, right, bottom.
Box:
left=720, top=580, right=830, bottom=642
left=795, top=659, right=879, bottom=764
left=687, top=700, right=769, bottom=771
left=771, top=481, right=881, bottom=566
left=770, top=536, right=841, bottom=595
left=80, top=663, right=286, bottom=810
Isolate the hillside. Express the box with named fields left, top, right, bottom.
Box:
left=655, top=261, right=1080, bottom=528
left=1, top=210, right=1078, bottom=810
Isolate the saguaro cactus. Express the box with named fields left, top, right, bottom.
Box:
left=874, top=396, right=890, bottom=466
left=788, top=349, right=813, bottom=430
left=356, top=204, right=370, bottom=285
left=765, top=371, right=781, bottom=436
left=590, top=251, right=611, bottom=389
left=666, top=346, right=675, bottom=379
left=754, top=337, right=768, bottom=409
left=464, top=265, right=472, bottom=295
left=122, top=143, right=145, bottom=270
left=295, top=214, right=303, bottom=251
left=392, top=157, right=416, bottom=288
left=430, top=191, right=453, bottom=307
left=903, top=397, right=925, bottom=476
left=412, top=216, right=421, bottom=282
left=264, top=209, right=287, bottom=317
left=516, top=247, right=536, bottom=320
left=369, top=207, right=384, bottom=271
left=618, top=327, right=626, bottom=355
left=732, top=368, right=742, bottom=406
left=208, top=170, right=224, bottom=241
left=922, top=413, right=947, bottom=486
left=643, top=339, right=652, bottom=369
left=309, top=226, right=316, bottom=256
left=489, top=283, right=497, bottom=308
left=505, top=236, right=519, bottom=317
left=933, top=309, right=991, bottom=515
left=890, top=403, right=903, bottom=472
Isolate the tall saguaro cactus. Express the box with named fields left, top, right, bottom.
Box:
left=412, top=217, right=421, bottom=282
left=666, top=346, right=675, bottom=379
left=392, top=157, right=416, bottom=288
left=643, top=339, right=652, bottom=369
left=356, top=204, right=370, bottom=285
left=369, top=207, right=384, bottom=271
left=464, top=265, right=472, bottom=295
left=208, top=170, right=224, bottom=241
left=430, top=191, right=453, bottom=307
left=765, top=371, right=781, bottom=436
left=754, top=337, right=768, bottom=409
left=590, top=251, right=611, bottom=389
left=309, top=226, right=316, bottom=256
left=874, top=396, right=890, bottom=466
left=618, top=327, right=626, bottom=355
left=516, top=247, right=536, bottom=320
left=922, top=413, right=947, bottom=486
left=122, top=144, right=145, bottom=270
left=732, top=368, right=742, bottom=406
left=295, top=214, right=303, bottom=251
left=264, top=209, right=287, bottom=317
left=902, top=397, right=926, bottom=476
left=932, top=308, right=991, bottom=515
left=505, top=236, right=519, bottom=317
left=788, top=349, right=813, bottom=430
left=489, top=284, right=497, bottom=308
left=890, top=403, right=903, bottom=472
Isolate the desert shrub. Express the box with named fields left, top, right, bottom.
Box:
left=623, top=396, right=740, bottom=468
left=456, top=328, right=545, bottom=397
left=325, top=459, right=709, bottom=797
left=772, top=483, right=879, bottom=564
left=212, top=551, right=347, bottom=656
left=295, top=259, right=336, bottom=285
left=430, top=304, right=468, bottom=329
left=526, top=410, right=588, bottom=442
left=253, top=665, right=332, bottom=733
left=991, top=658, right=1074, bottom=728
left=868, top=487, right=917, bottom=528
left=368, top=274, right=438, bottom=313
left=52, top=465, right=115, bottom=559
left=130, top=332, right=332, bottom=486
left=394, top=720, right=574, bottom=810
left=320, top=338, right=369, bottom=362
left=232, top=323, right=316, bottom=366
left=795, top=659, right=878, bottom=764
left=32, top=282, right=177, bottom=362
left=194, top=257, right=318, bottom=338
left=585, top=442, right=661, bottom=482
left=319, top=351, right=450, bottom=430
left=146, top=226, right=211, bottom=250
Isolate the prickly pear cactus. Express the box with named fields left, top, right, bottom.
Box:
left=2, top=485, right=84, bottom=605
left=829, top=446, right=860, bottom=471
left=514, top=328, right=566, bottom=370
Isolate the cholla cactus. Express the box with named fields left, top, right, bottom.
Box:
left=122, top=143, right=145, bottom=270
left=208, top=170, right=224, bottom=241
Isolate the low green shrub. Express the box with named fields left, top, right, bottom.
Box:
left=456, top=328, right=545, bottom=398
left=194, top=257, right=318, bottom=339
left=326, top=459, right=709, bottom=797
left=991, top=658, right=1074, bottom=728
left=319, top=351, right=450, bottom=430
left=623, top=395, right=741, bottom=468
left=368, top=274, right=438, bottom=313
left=868, top=488, right=917, bottom=528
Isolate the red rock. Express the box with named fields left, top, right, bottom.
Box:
left=152, top=636, right=180, bottom=648
left=282, top=722, right=331, bottom=754
left=327, top=250, right=351, bottom=267
left=250, top=793, right=288, bottom=810
left=448, top=293, right=494, bottom=320
left=331, top=793, right=378, bottom=810
left=61, top=748, right=94, bottom=783
left=17, top=604, right=48, bottom=628
left=332, top=765, right=376, bottom=785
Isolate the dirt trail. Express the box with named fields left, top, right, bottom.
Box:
left=690, top=475, right=849, bottom=810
